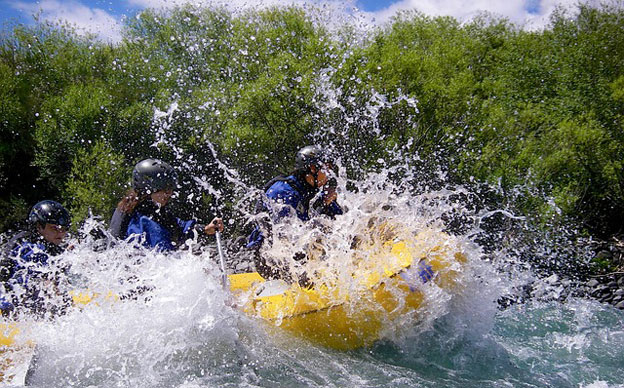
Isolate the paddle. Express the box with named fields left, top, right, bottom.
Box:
left=215, top=231, right=229, bottom=290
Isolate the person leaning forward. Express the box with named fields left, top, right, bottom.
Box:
left=109, top=158, right=224, bottom=251
left=247, top=145, right=343, bottom=281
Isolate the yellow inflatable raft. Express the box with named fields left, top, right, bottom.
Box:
left=228, top=230, right=468, bottom=350
left=0, top=229, right=467, bottom=361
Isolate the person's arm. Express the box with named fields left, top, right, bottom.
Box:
left=110, top=208, right=131, bottom=239
left=177, top=217, right=224, bottom=238
left=112, top=190, right=141, bottom=239
left=323, top=178, right=338, bottom=205
left=318, top=179, right=343, bottom=218
left=177, top=218, right=197, bottom=237
left=202, top=218, right=224, bottom=235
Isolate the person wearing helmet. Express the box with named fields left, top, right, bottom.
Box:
left=110, top=158, right=224, bottom=251
left=261, top=145, right=342, bottom=223
left=0, top=200, right=72, bottom=316
left=247, top=146, right=343, bottom=280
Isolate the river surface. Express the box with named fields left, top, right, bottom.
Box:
left=8, top=167, right=624, bottom=388
left=12, top=227, right=623, bottom=388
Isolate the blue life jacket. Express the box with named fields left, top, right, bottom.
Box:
left=0, top=296, right=12, bottom=313
left=0, top=231, right=64, bottom=314
left=126, top=202, right=197, bottom=251
left=247, top=175, right=343, bottom=249
left=10, top=241, right=51, bottom=282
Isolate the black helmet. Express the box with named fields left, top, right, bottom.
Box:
left=295, top=146, right=332, bottom=170
left=28, top=200, right=71, bottom=228
left=132, top=158, right=176, bottom=193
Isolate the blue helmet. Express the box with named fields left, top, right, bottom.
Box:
left=28, top=200, right=71, bottom=228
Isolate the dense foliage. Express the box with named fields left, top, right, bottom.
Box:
left=0, top=4, right=622, bottom=239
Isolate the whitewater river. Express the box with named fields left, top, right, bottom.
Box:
left=5, top=170, right=622, bottom=388
left=21, top=266, right=624, bottom=388
left=13, top=210, right=624, bottom=388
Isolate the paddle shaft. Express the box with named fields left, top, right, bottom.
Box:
left=215, top=231, right=228, bottom=289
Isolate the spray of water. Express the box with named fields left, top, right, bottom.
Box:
left=2, top=4, right=621, bottom=387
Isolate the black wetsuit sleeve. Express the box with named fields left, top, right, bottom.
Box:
left=110, top=208, right=131, bottom=239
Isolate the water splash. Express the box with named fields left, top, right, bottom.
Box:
left=3, top=4, right=622, bottom=387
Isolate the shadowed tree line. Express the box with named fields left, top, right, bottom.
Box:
left=0, top=4, right=623, bottom=245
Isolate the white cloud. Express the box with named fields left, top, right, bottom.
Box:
left=124, top=0, right=367, bottom=34
left=123, top=0, right=606, bottom=31
left=9, top=0, right=123, bottom=42
left=125, top=0, right=362, bottom=16
left=369, top=0, right=591, bottom=29
left=127, top=0, right=299, bottom=9
left=5, top=0, right=614, bottom=45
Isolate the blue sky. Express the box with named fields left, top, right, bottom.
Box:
left=1, top=1, right=398, bottom=22
left=0, top=0, right=584, bottom=42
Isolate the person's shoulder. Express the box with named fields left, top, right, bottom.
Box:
left=267, top=177, right=297, bottom=195
left=129, top=204, right=160, bottom=223
left=126, top=211, right=141, bottom=228
left=8, top=231, right=35, bottom=249
left=268, top=183, right=302, bottom=204
left=128, top=209, right=159, bottom=230
left=267, top=179, right=293, bottom=191
left=11, top=239, right=46, bottom=259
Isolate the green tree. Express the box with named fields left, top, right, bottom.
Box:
left=64, top=141, right=129, bottom=228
